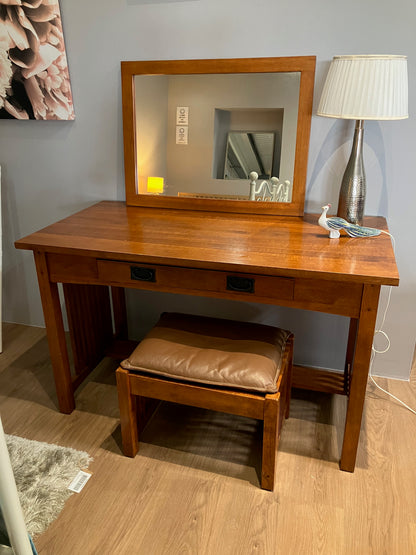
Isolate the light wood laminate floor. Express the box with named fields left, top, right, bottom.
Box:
left=1, top=323, right=415, bottom=555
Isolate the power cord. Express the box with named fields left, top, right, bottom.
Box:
left=368, top=231, right=416, bottom=415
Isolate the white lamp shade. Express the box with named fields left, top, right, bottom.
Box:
left=317, top=55, right=408, bottom=120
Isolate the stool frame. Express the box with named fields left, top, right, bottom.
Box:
left=116, top=335, right=293, bottom=490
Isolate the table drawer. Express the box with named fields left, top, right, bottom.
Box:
left=97, top=260, right=294, bottom=303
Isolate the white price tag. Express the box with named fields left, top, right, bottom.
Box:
left=68, top=470, right=92, bottom=493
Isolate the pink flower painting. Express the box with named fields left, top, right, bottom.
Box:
left=0, top=0, right=74, bottom=120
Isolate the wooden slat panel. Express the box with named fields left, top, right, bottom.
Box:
left=63, top=284, right=113, bottom=377
left=292, top=364, right=347, bottom=395
left=104, top=339, right=138, bottom=360
left=110, top=287, right=128, bottom=339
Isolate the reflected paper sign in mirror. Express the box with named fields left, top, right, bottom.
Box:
left=0, top=0, right=75, bottom=120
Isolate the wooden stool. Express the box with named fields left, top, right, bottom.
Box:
left=116, top=312, right=293, bottom=490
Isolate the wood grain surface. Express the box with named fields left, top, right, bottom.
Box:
left=15, top=201, right=399, bottom=285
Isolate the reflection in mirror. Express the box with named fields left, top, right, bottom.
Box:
left=223, top=132, right=277, bottom=180
left=248, top=171, right=290, bottom=202
left=134, top=72, right=300, bottom=202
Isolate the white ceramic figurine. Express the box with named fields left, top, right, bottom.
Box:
left=318, top=204, right=382, bottom=238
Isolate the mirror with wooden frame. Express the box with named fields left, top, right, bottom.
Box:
left=121, top=56, right=315, bottom=216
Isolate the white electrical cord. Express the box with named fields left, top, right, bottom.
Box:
left=368, top=231, right=416, bottom=415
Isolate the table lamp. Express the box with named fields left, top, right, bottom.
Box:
left=317, top=55, right=408, bottom=225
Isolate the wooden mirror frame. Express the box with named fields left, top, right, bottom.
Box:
left=121, top=56, right=316, bottom=216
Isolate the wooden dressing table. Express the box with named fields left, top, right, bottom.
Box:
left=15, top=200, right=399, bottom=472
left=14, top=55, right=400, bottom=472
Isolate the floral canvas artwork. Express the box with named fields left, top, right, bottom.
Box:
left=0, top=0, right=74, bottom=120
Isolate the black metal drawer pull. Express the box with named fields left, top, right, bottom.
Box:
left=130, top=266, right=156, bottom=282
left=226, top=276, right=254, bottom=293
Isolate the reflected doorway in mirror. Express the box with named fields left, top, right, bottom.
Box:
left=223, top=132, right=278, bottom=180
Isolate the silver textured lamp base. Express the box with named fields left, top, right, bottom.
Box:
left=337, top=119, right=366, bottom=225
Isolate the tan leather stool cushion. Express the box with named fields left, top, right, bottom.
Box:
left=121, top=313, right=290, bottom=393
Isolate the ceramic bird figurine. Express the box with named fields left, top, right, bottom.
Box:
left=318, top=204, right=382, bottom=239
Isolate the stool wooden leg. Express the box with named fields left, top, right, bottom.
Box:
left=261, top=393, right=280, bottom=491
left=116, top=367, right=139, bottom=457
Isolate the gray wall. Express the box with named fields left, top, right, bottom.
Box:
left=1, top=0, right=415, bottom=379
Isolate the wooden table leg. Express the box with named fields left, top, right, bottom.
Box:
left=34, top=251, right=75, bottom=414
left=340, top=284, right=381, bottom=471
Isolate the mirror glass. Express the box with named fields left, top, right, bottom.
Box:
left=121, top=57, right=316, bottom=215
left=134, top=72, right=299, bottom=201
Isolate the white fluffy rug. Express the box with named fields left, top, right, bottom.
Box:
left=5, top=435, right=92, bottom=538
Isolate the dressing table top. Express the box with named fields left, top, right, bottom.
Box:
left=15, top=200, right=399, bottom=286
